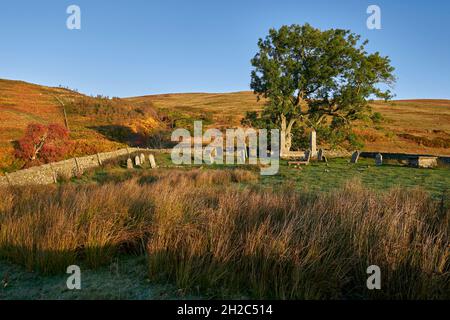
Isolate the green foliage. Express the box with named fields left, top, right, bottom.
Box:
left=248, top=23, right=396, bottom=149
left=315, top=125, right=365, bottom=150
left=370, top=112, right=384, bottom=124
left=242, top=111, right=364, bottom=150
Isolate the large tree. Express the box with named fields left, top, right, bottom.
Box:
left=250, top=24, right=395, bottom=154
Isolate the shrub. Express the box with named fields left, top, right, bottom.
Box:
left=14, top=123, right=70, bottom=167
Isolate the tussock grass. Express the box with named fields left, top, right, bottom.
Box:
left=0, top=169, right=448, bottom=299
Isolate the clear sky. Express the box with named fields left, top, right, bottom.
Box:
left=1, top=0, right=449, bottom=99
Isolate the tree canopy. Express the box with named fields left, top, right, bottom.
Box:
left=248, top=24, right=396, bottom=152
left=15, top=123, right=70, bottom=167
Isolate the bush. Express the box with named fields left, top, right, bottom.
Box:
left=14, top=123, right=70, bottom=167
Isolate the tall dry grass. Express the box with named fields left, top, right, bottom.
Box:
left=0, top=168, right=448, bottom=299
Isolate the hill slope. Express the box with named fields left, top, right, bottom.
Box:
left=1, top=79, right=449, bottom=173
left=130, top=92, right=450, bottom=156
left=0, top=79, right=159, bottom=172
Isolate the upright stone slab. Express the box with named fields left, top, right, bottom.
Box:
left=96, top=153, right=103, bottom=166
left=135, top=155, right=141, bottom=167
left=149, top=154, right=157, bottom=169
left=304, top=149, right=311, bottom=162
left=193, top=149, right=203, bottom=164
left=249, top=146, right=258, bottom=159
left=140, top=153, right=146, bottom=165
left=237, top=148, right=246, bottom=164
left=127, top=158, right=133, bottom=169
left=375, top=153, right=383, bottom=166
left=203, top=148, right=214, bottom=165
left=318, top=149, right=324, bottom=162
left=351, top=151, right=360, bottom=164
left=310, top=130, right=317, bottom=157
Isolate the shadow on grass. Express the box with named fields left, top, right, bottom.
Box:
left=89, top=125, right=176, bottom=149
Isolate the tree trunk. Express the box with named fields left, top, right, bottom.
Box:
left=280, top=115, right=295, bottom=157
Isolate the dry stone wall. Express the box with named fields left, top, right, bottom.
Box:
left=0, top=148, right=142, bottom=187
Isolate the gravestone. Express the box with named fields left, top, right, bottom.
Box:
left=140, top=153, right=146, bottom=165
left=193, top=149, right=203, bottom=164
left=375, top=153, right=383, bottom=166
left=149, top=154, right=157, bottom=169
left=237, top=148, right=246, bottom=164
left=310, top=130, right=317, bottom=157
left=351, top=151, right=360, bottom=164
left=318, top=149, right=324, bottom=162
left=304, top=149, right=311, bottom=162
left=204, top=149, right=214, bottom=165
left=135, top=155, right=141, bottom=167
left=127, top=158, right=133, bottom=169
left=249, top=146, right=258, bottom=159
left=214, top=147, right=223, bottom=161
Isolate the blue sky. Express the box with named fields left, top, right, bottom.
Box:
left=0, top=0, right=449, bottom=99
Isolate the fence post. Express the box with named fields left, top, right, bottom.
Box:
left=96, top=153, right=103, bottom=166
left=4, top=172, right=12, bottom=186
left=49, top=163, right=58, bottom=184
left=74, top=157, right=82, bottom=175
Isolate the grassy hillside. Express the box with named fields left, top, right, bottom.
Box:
left=130, top=92, right=450, bottom=156
left=1, top=79, right=449, bottom=173
left=0, top=79, right=159, bottom=173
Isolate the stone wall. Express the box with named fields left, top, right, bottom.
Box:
left=360, top=152, right=450, bottom=165
left=0, top=148, right=142, bottom=187
left=282, top=149, right=351, bottom=159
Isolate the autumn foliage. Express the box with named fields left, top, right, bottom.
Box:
left=15, top=123, right=70, bottom=167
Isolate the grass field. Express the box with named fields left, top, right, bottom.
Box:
left=0, top=156, right=448, bottom=299
left=1, top=79, right=449, bottom=299
left=86, top=153, right=450, bottom=198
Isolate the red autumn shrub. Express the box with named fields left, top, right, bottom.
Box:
left=15, top=123, right=70, bottom=167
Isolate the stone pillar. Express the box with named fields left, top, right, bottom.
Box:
left=304, top=149, right=312, bottom=162
left=96, top=153, right=103, bottom=166
left=4, top=172, right=12, bottom=186
left=149, top=154, right=157, bottom=169
left=375, top=153, right=383, bottom=166
left=49, top=163, right=58, bottom=183
left=318, top=149, right=324, bottom=162
left=351, top=151, right=360, bottom=164
left=280, top=130, right=286, bottom=157
left=127, top=158, right=133, bottom=169
left=74, top=157, right=82, bottom=175
left=237, top=149, right=246, bottom=164
left=310, top=130, right=317, bottom=158
left=134, top=155, right=141, bottom=167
